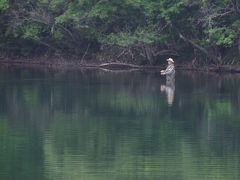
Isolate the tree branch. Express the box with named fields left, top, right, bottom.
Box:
left=230, top=0, right=240, bottom=14
left=179, top=33, right=209, bottom=55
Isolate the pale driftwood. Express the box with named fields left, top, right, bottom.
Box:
left=99, top=62, right=141, bottom=69
left=99, top=68, right=140, bottom=73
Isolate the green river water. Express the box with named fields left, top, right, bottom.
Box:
left=0, top=67, right=240, bottom=180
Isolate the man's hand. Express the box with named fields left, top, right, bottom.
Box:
left=160, top=85, right=166, bottom=91
left=160, top=70, right=165, bottom=75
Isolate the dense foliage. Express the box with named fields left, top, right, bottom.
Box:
left=0, top=0, right=240, bottom=65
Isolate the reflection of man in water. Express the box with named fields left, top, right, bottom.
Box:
left=160, top=58, right=175, bottom=106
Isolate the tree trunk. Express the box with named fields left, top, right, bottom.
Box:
left=144, top=44, right=155, bottom=65
left=208, top=46, right=222, bottom=65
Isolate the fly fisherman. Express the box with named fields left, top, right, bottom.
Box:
left=160, top=58, right=175, bottom=81
left=160, top=58, right=175, bottom=106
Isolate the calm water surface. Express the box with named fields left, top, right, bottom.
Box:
left=0, top=67, right=240, bottom=180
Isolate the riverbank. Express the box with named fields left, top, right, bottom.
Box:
left=1, top=58, right=240, bottom=73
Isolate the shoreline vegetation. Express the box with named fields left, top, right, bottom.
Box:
left=0, top=0, right=240, bottom=70
left=1, top=58, right=240, bottom=73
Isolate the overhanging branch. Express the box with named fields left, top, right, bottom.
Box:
left=179, top=33, right=209, bottom=55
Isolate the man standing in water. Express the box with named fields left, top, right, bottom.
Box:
left=160, top=58, right=175, bottom=79
left=160, top=58, right=175, bottom=106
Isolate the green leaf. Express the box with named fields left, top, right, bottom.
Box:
left=0, top=0, right=9, bottom=10
left=207, top=27, right=237, bottom=47
left=21, top=24, right=41, bottom=40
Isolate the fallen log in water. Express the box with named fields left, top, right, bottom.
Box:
left=99, top=62, right=141, bottom=70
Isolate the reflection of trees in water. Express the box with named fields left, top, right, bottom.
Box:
left=0, top=69, right=240, bottom=179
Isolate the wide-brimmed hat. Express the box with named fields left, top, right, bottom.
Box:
left=166, top=58, right=174, bottom=63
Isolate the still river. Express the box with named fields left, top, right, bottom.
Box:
left=0, top=67, right=239, bottom=180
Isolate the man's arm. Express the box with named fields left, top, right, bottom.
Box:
left=164, top=65, right=174, bottom=75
